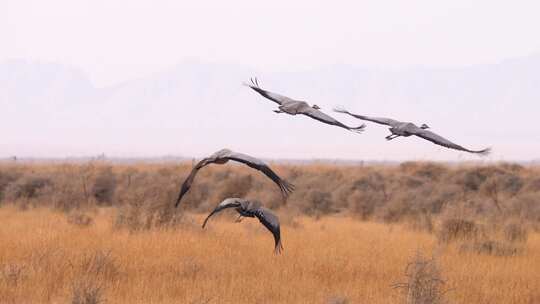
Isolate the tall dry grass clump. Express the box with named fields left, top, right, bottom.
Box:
left=393, top=252, right=448, bottom=304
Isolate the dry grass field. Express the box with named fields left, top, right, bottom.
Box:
left=1, top=161, right=540, bottom=303
left=1, top=208, right=540, bottom=304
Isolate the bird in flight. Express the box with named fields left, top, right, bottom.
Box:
left=202, top=197, right=283, bottom=254
left=174, top=148, right=294, bottom=208
left=334, top=107, right=491, bottom=155
left=244, top=78, right=365, bottom=133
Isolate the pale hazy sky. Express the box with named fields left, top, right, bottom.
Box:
left=3, top=0, right=540, bottom=86
left=2, top=0, right=540, bottom=161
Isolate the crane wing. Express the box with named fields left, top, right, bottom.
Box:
left=253, top=207, right=283, bottom=254
left=412, top=129, right=491, bottom=155
left=243, top=77, right=296, bottom=105
left=224, top=151, right=295, bottom=199
left=174, top=157, right=214, bottom=208
left=333, top=107, right=400, bottom=126
left=201, top=198, right=243, bottom=228
left=301, top=107, right=366, bottom=133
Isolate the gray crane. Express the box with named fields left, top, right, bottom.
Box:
left=244, top=78, right=366, bottom=133
left=202, top=197, right=283, bottom=254
left=334, top=107, right=491, bottom=155
left=174, top=148, right=294, bottom=208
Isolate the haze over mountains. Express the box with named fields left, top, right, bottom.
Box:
left=2, top=55, right=539, bottom=161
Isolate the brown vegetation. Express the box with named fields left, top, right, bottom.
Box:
left=0, top=161, right=539, bottom=303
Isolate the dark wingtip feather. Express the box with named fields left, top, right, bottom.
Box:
left=274, top=238, right=283, bottom=255
left=201, top=212, right=215, bottom=228
left=243, top=77, right=259, bottom=88
left=476, top=147, right=492, bottom=156
left=350, top=123, right=366, bottom=134
left=279, top=179, right=295, bottom=201
left=174, top=192, right=184, bottom=208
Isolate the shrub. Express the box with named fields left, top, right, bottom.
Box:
left=400, top=162, right=448, bottom=181
left=78, top=250, right=120, bottom=282
left=406, top=213, right=434, bottom=233
left=459, top=239, right=520, bottom=257
left=91, top=167, right=116, bottom=205
left=437, top=218, right=479, bottom=243
left=503, top=221, right=528, bottom=243
left=348, top=190, right=378, bottom=220
left=0, top=263, right=26, bottom=287
left=507, top=193, right=540, bottom=221
left=67, top=212, right=94, bottom=227
left=378, top=199, right=411, bottom=223
left=43, top=167, right=89, bottom=212
left=304, top=190, right=335, bottom=216
left=326, top=296, right=349, bottom=304
left=114, top=199, right=188, bottom=231
left=4, top=174, right=51, bottom=201
left=523, top=177, right=540, bottom=192
left=218, top=174, right=253, bottom=200
left=393, top=252, right=447, bottom=304
left=0, top=168, right=21, bottom=202
left=71, top=279, right=104, bottom=304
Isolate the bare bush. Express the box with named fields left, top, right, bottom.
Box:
left=91, top=167, right=116, bottom=205
left=113, top=169, right=186, bottom=230
left=0, top=263, right=26, bottom=286
left=114, top=200, right=187, bottom=231
left=0, top=168, right=21, bottom=202
left=4, top=174, right=51, bottom=201
left=348, top=190, right=378, bottom=220
left=177, top=258, right=203, bottom=280
left=459, top=239, right=521, bottom=257
left=437, top=218, right=479, bottom=243
left=67, top=212, right=94, bottom=227
left=400, top=162, right=448, bottom=181
left=507, top=193, right=540, bottom=221
left=78, top=250, right=119, bottom=280
left=393, top=252, right=447, bottom=304
left=0, top=161, right=539, bottom=230
left=218, top=174, right=253, bottom=200
left=406, top=213, right=434, bottom=233
left=44, top=166, right=90, bottom=211
left=326, top=295, right=349, bottom=304
left=71, top=279, right=104, bottom=304
left=303, top=190, right=335, bottom=216
left=523, top=177, right=540, bottom=192
left=378, top=199, right=411, bottom=223
left=503, top=221, right=528, bottom=243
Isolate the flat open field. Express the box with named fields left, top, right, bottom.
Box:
left=1, top=162, right=540, bottom=303
left=1, top=207, right=539, bottom=304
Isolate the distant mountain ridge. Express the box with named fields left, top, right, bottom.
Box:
left=2, top=56, right=539, bottom=160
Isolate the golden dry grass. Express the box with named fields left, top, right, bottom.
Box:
left=1, top=207, right=540, bottom=304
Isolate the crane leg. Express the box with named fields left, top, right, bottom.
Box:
left=386, top=134, right=400, bottom=141
left=273, top=110, right=283, bottom=114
